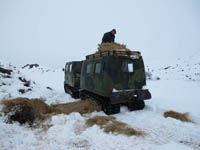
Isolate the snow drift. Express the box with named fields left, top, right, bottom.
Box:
left=0, top=58, right=200, bottom=150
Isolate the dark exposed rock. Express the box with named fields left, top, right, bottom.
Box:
left=156, top=77, right=160, bottom=80
left=18, top=88, right=32, bottom=94
left=18, top=77, right=31, bottom=87
left=18, top=77, right=27, bottom=82
left=46, top=87, right=53, bottom=91
left=22, top=64, right=39, bottom=69
left=0, top=82, right=6, bottom=86
left=0, top=67, right=12, bottom=75
left=24, top=81, right=31, bottom=87
left=1, top=74, right=11, bottom=78
left=164, top=66, right=170, bottom=70
left=18, top=89, right=26, bottom=94
left=27, top=88, right=32, bottom=92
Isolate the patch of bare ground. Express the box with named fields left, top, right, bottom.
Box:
left=164, top=111, right=194, bottom=123
left=1, top=98, right=101, bottom=126
left=86, top=116, right=144, bottom=136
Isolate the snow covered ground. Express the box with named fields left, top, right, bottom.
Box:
left=0, top=57, right=200, bottom=150
left=146, top=50, right=200, bottom=82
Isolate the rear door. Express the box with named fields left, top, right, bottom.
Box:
left=124, top=57, right=146, bottom=89
left=112, top=56, right=145, bottom=90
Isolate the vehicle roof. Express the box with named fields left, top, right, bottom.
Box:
left=65, top=61, right=83, bottom=64
left=86, top=50, right=141, bottom=60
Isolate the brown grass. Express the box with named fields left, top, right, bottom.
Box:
left=86, top=116, right=144, bottom=136
left=164, top=111, right=194, bottom=123
left=1, top=98, right=52, bottom=124
left=98, top=43, right=130, bottom=51
left=51, top=99, right=101, bottom=115
left=1, top=98, right=101, bottom=125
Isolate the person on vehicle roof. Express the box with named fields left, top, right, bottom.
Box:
left=102, top=29, right=116, bottom=43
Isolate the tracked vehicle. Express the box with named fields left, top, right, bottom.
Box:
left=64, top=50, right=151, bottom=115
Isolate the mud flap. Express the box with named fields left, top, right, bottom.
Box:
left=136, top=89, right=151, bottom=100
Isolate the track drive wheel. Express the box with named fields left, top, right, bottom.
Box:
left=64, top=84, right=69, bottom=93
left=64, top=84, right=79, bottom=99
left=128, top=100, right=145, bottom=111
left=102, top=104, right=120, bottom=115
left=71, top=91, right=79, bottom=99
left=79, top=91, right=87, bottom=100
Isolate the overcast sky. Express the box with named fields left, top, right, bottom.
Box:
left=0, top=0, right=199, bottom=68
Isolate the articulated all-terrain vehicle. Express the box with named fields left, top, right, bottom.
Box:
left=64, top=50, right=151, bottom=115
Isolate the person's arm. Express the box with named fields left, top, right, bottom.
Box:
left=102, top=33, right=109, bottom=43
left=111, top=35, right=115, bottom=42
left=102, top=33, right=106, bottom=43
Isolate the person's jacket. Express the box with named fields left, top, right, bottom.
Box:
left=102, top=31, right=115, bottom=43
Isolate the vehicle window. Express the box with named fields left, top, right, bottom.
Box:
left=122, top=62, right=134, bottom=72
left=69, top=64, right=72, bottom=72
left=128, top=63, right=134, bottom=72
left=65, top=64, right=68, bottom=72
left=95, top=63, right=101, bottom=74
left=122, top=62, right=128, bottom=72
left=86, top=64, right=91, bottom=74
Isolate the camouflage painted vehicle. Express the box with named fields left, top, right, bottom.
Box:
left=64, top=50, right=151, bottom=115
left=64, top=61, right=83, bottom=98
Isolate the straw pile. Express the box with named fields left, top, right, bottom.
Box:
left=98, top=43, right=130, bottom=52
left=164, top=110, right=194, bottom=123
left=86, top=116, right=144, bottom=136
left=1, top=98, right=101, bottom=125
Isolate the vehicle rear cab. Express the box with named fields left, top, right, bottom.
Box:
left=64, top=61, right=83, bottom=98
left=80, top=50, right=151, bottom=113
left=107, top=55, right=151, bottom=104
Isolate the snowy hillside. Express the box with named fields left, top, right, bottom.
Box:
left=146, top=51, right=200, bottom=81
left=0, top=60, right=73, bottom=104
left=0, top=58, right=200, bottom=150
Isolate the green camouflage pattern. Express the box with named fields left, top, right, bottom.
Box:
left=64, top=61, right=83, bottom=88
left=80, top=55, right=146, bottom=97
